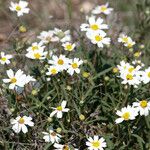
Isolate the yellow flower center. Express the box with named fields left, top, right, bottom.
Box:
left=122, top=37, right=128, bottom=43
left=95, top=35, right=103, bottom=41
left=92, top=141, right=100, bottom=148
left=51, top=68, right=57, bottom=75
left=57, top=59, right=64, bottom=65
left=128, top=67, right=135, bottom=73
left=32, top=46, right=39, bottom=51
left=122, top=112, right=130, bottom=120
left=66, top=44, right=72, bottom=51
left=126, top=74, right=133, bottom=80
left=18, top=117, right=25, bottom=124
left=46, top=36, right=51, bottom=42
left=134, top=52, right=141, bottom=57
left=16, top=5, right=21, bottom=11
left=101, top=6, right=107, bottom=12
left=147, top=72, right=150, bottom=78
left=127, top=43, right=133, bottom=48
left=34, top=53, right=41, bottom=59
left=90, top=24, right=99, bottom=30
left=56, top=106, right=63, bottom=111
left=63, top=145, right=69, bottom=150
left=1, top=57, right=7, bottom=61
left=140, top=100, right=147, bottom=108
left=11, top=78, right=17, bottom=83
left=72, top=63, right=78, bottom=69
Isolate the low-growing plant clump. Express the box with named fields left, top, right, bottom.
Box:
left=0, top=0, right=150, bottom=150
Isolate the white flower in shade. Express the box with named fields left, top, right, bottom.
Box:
left=92, top=3, right=113, bottom=15
left=42, top=129, right=61, bottom=143
left=117, top=61, right=131, bottom=72
left=54, top=143, right=70, bottom=150
left=87, top=30, right=110, bottom=48
left=118, top=34, right=135, bottom=48
left=133, top=100, right=150, bottom=116
left=132, top=60, right=144, bottom=68
left=37, top=30, right=59, bottom=44
left=80, top=16, right=108, bottom=33
left=124, top=38, right=135, bottom=48
left=50, top=101, right=69, bottom=118
left=118, top=34, right=130, bottom=43
left=54, top=28, right=71, bottom=43
left=86, top=136, right=107, bottom=150
left=0, top=52, right=13, bottom=65
left=9, top=1, right=30, bottom=17
left=62, top=42, right=76, bottom=51
left=67, top=58, right=83, bottom=76
left=3, top=69, right=35, bottom=89
left=26, top=42, right=45, bottom=52
left=46, top=66, right=59, bottom=76
left=140, top=67, right=150, bottom=84
left=10, top=115, right=34, bottom=133
left=26, top=50, right=47, bottom=60
left=48, top=55, right=70, bottom=71
left=115, top=105, right=138, bottom=124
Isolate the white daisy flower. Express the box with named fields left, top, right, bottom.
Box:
left=0, top=52, right=13, bottom=65
left=9, top=1, right=30, bottom=17
left=3, top=69, right=35, bottom=90
left=86, top=135, right=107, bottom=150
left=86, top=30, right=110, bottom=48
left=26, top=42, right=45, bottom=52
left=140, top=67, right=150, bottom=84
left=50, top=101, right=69, bottom=118
left=92, top=3, right=113, bottom=15
left=46, top=66, right=59, bottom=76
left=48, top=55, right=70, bottom=71
left=67, top=58, right=83, bottom=76
left=42, top=129, right=61, bottom=143
left=10, top=115, right=34, bottom=133
left=26, top=50, right=47, bottom=60
left=37, top=30, right=59, bottom=44
left=3, top=69, right=26, bottom=89
left=133, top=100, right=150, bottom=116
left=80, top=16, right=108, bottom=33
left=115, top=105, right=138, bottom=124
left=54, top=28, right=71, bottom=43
left=62, top=42, right=76, bottom=51
left=124, top=38, right=135, bottom=48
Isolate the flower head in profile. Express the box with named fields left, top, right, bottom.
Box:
left=115, top=105, right=138, bottom=124
left=54, top=28, right=71, bottom=43
left=133, top=100, right=150, bottom=116
left=92, top=3, right=113, bottom=15
left=0, top=52, right=12, bottom=65
left=87, top=30, right=110, bottom=48
left=54, top=143, right=70, bottom=150
left=11, top=115, right=34, bottom=133
left=62, top=42, right=76, bottom=51
left=50, top=101, right=69, bottom=118
left=42, top=129, right=61, bottom=143
left=140, top=67, right=150, bottom=84
left=67, top=58, right=83, bottom=76
left=37, top=30, right=59, bottom=44
left=9, top=1, right=30, bottom=17
left=80, top=16, right=108, bottom=33
left=86, top=135, right=107, bottom=150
